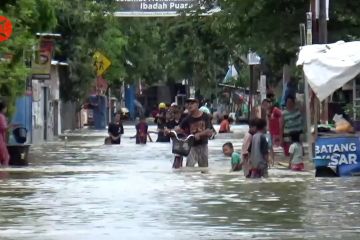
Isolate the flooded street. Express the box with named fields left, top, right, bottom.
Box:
left=1, top=125, right=360, bottom=240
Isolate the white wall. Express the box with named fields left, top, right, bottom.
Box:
left=31, top=64, right=61, bottom=144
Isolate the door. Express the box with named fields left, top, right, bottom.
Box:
left=43, top=87, right=48, bottom=141
left=53, top=100, right=59, bottom=136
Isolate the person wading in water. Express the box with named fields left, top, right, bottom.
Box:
left=106, top=112, right=124, bottom=144
left=280, top=96, right=303, bottom=158
left=0, top=100, right=9, bottom=166
left=168, top=98, right=213, bottom=169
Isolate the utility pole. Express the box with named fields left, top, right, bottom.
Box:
left=303, top=14, right=313, bottom=162
left=248, top=65, right=254, bottom=121
left=310, top=0, right=317, bottom=43
left=247, top=52, right=260, bottom=121
left=318, top=0, right=328, bottom=44
left=319, top=0, right=328, bottom=124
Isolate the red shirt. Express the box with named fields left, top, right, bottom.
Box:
left=0, top=113, right=9, bottom=163
left=219, top=119, right=230, bottom=133
left=268, top=107, right=282, bottom=136
left=0, top=113, right=7, bottom=141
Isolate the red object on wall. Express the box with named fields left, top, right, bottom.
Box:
left=0, top=16, right=12, bottom=42
left=96, top=76, right=108, bottom=91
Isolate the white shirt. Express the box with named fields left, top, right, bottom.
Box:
left=289, top=142, right=303, bottom=164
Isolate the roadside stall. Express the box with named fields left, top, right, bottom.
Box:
left=297, top=41, right=360, bottom=177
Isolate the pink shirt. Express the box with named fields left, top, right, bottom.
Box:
left=0, top=113, right=7, bottom=141
left=0, top=113, right=9, bottom=164
left=219, top=119, right=230, bottom=133
left=268, top=107, right=282, bottom=136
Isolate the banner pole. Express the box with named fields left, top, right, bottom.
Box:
left=305, top=13, right=313, bottom=161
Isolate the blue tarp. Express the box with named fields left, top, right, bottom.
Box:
left=10, top=96, right=32, bottom=144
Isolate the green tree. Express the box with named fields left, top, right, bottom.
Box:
left=328, top=1, right=360, bottom=41
left=0, top=0, right=57, bottom=115
left=95, top=24, right=127, bottom=86
left=162, top=15, right=229, bottom=90
left=116, top=15, right=230, bottom=99
left=54, top=0, right=126, bottom=101
left=212, top=0, right=360, bottom=84
left=212, top=0, right=308, bottom=81
left=117, top=18, right=166, bottom=86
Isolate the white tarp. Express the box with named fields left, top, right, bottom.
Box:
left=296, top=41, right=360, bottom=101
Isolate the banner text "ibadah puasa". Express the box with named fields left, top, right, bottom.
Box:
left=116, top=0, right=195, bottom=11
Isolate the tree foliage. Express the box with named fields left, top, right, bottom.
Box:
left=329, top=1, right=360, bottom=42
left=54, top=0, right=126, bottom=101
left=0, top=0, right=57, bottom=115
left=2, top=0, right=360, bottom=107
left=116, top=15, right=230, bottom=98
left=212, top=0, right=308, bottom=80
left=162, top=16, right=229, bottom=89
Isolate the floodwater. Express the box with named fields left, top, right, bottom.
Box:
left=1, top=125, right=360, bottom=240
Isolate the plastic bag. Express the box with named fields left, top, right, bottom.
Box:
left=333, top=114, right=354, bottom=133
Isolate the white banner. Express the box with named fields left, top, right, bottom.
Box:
left=115, top=0, right=197, bottom=16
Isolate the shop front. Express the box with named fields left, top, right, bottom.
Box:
left=297, top=41, right=360, bottom=177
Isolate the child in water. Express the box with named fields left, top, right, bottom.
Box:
left=219, top=115, right=232, bottom=133
left=223, top=142, right=242, bottom=171
left=249, top=118, right=269, bottom=178
left=242, top=119, right=257, bottom=177
left=135, top=116, right=151, bottom=144
left=288, top=131, right=304, bottom=171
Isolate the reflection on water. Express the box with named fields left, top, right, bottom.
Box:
left=0, top=126, right=360, bottom=240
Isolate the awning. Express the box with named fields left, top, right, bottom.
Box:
left=296, top=41, right=360, bottom=101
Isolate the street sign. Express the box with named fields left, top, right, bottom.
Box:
left=247, top=52, right=261, bottom=65
left=93, top=51, right=111, bottom=76
left=114, top=0, right=197, bottom=17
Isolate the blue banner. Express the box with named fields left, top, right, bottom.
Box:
left=315, top=136, right=360, bottom=176
left=125, top=85, right=135, bottom=120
